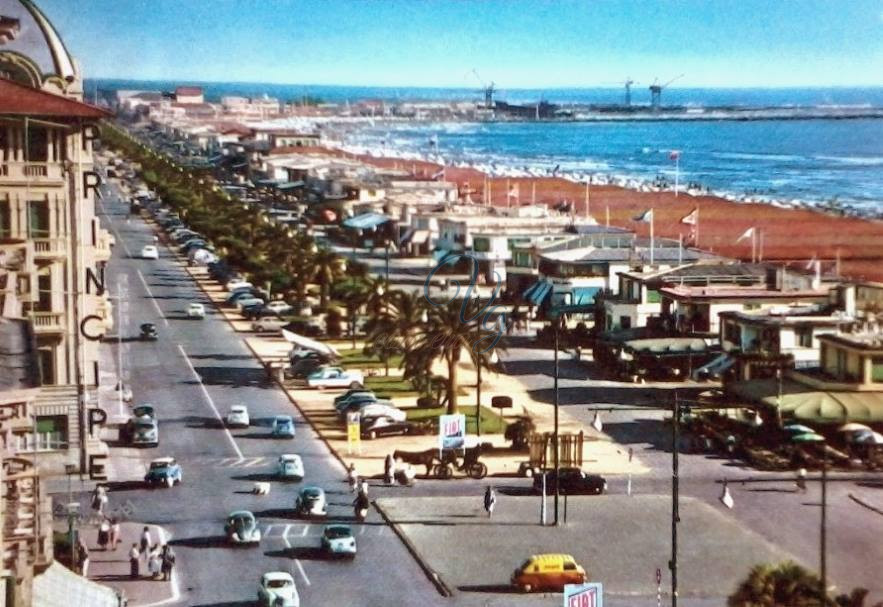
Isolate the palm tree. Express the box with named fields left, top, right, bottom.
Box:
left=333, top=276, right=374, bottom=349
left=728, top=561, right=825, bottom=607
left=312, top=246, right=344, bottom=308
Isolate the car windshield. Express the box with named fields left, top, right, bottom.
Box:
left=302, top=488, right=321, bottom=499
left=325, top=527, right=351, bottom=539
left=267, top=579, right=291, bottom=589
left=231, top=515, right=254, bottom=529
left=150, top=461, right=172, bottom=470
left=134, top=407, right=153, bottom=417
left=276, top=418, right=292, bottom=428
left=135, top=421, right=154, bottom=429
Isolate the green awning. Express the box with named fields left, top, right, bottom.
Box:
left=343, top=212, right=391, bottom=230
left=729, top=378, right=883, bottom=424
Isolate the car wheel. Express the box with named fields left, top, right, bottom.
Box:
left=521, top=583, right=532, bottom=593
left=349, top=381, right=361, bottom=389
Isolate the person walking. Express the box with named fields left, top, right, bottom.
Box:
left=483, top=486, right=496, bottom=518
left=384, top=454, right=395, bottom=485
left=97, top=518, right=110, bottom=551
left=347, top=463, right=358, bottom=493
left=358, top=479, right=369, bottom=500
left=128, top=543, right=140, bottom=579
left=91, top=485, right=108, bottom=516
left=160, top=544, right=176, bottom=581
left=77, top=538, right=90, bottom=577
left=139, top=526, right=152, bottom=563
left=109, top=517, right=121, bottom=551
left=147, top=545, right=162, bottom=579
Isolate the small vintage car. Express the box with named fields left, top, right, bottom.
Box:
left=225, top=405, right=250, bottom=428
left=532, top=468, right=607, bottom=495
left=186, top=302, right=206, bottom=319
left=294, top=486, right=327, bottom=517
left=140, top=245, right=159, bottom=260
left=511, top=553, right=586, bottom=593
left=144, top=457, right=182, bottom=488
left=306, top=367, right=364, bottom=390
left=320, top=524, right=357, bottom=558
left=257, top=571, right=299, bottom=607
left=224, top=510, right=261, bottom=545
left=361, top=416, right=416, bottom=440
left=139, top=323, right=158, bottom=341
left=276, top=454, right=304, bottom=481
left=127, top=417, right=159, bottom=448
left=271, top=415, right=295, bottom=439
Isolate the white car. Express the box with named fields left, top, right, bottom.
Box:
left=225, top=405, right=250, bottom=428
left=252, top=317, right=286, bottom=333
left=186, top=303, right=205, bottom=319
left=225, top=279, right=252, bottom=291
left=140, top=245, right=159, bottom=260
left=277, top=454, right=304, bottom=480
left=337, top=399, right=404, bottom=422
left=306, top=367, right=364, bottom=390
left=321, top=524, right=357, bottom=558
left=257, top=572, right=299, bottom=607
left=265, top=301, right=294, bottom=315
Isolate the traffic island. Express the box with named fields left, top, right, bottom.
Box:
left=375, top=495, right=800, bottom=603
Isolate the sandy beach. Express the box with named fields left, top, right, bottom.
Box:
left=293, top=145, right=883, bottom=282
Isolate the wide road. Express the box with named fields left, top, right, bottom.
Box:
left=97, top=177, right=446, bottom=607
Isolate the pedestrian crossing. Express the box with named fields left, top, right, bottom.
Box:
left=260, top=523, right=388, bottom=540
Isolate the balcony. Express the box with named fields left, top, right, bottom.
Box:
left=30, top=311, right=64, bottom=334
left=32, top=238, right=68, bottom=260
left=0, top=162, right=65, bottom=185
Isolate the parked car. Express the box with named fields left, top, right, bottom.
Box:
left=321, top=524, right=357, bottom=558
left=243, top=305, right=279, bottom=321
left=225, top=279, right=252, bottom=291
left=140, top=245, right=159, bottom=260
left=532, top=468, right=607, bottom=495
left=307, top=367, right=364, bottom=390
left=286, top=358, right=324, bottom=380
left=252, top=317, right=286, bottom=333
left=225, top=510, right=261, bottom=545
left=276, top=454, right=304, bottom=481
left=144, top=457, right=182, bottom=488
left=257, top=572, right=299, bottom=607
left=225, top=289, right=259, bottom=305
left=225, top=405, right=250, bottom=428
left=236, top=296, right=265, bottom=310
left=338, top=399, right=404, bottom=422
left=361, top=416, right=416, bottom=440
left=264, top=301, right=293, bottom=315
left=127, top=417, right=159, bottom=447
left=511, top=553, right=587, bottom=593
left=294, top=486, right=327, bottom=517
left=271, top=415, right=295, bottom=438
left=334, top=389, right=376, bottom=408
left=132, top=404, right=156, bottom=421
left=187, top=303, right=206, bottom=319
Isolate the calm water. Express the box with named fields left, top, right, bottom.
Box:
left=91, top=79, right=883, bottom=209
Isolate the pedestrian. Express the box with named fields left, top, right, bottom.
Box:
left=483, top=486, right=496, bottom=518
left=796, top=468, right=808, bottom=493
left=109, top=517, right=121, bottom=550
left=77, top=538, right=90, bottom=577
left=359, top=478, right=369, bottom=498
left=91, top=485, right=108, bottom=516
left=97, top=517, right=110, bottom=550
left=384, top=454, right=395, bottom=485
left=160, top=544, right=176, bottom=581
left=139, top=526, right=152, bottom=562
left=147, top=544, right=162, bottom=579
left=347, top=463, right=358, bottom=493
left=129, top=543, right=140, bottom=578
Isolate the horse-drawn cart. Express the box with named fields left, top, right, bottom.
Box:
left=393, top=445, right=488, bottom=480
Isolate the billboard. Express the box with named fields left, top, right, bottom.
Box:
left=438, top=413, right=466, bottom=451
left=564, top=583, right=603, bottom=607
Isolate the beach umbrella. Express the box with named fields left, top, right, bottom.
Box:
left=790, top=432, right=826, bottom=443
left=838, top=422, right=872, bottom=433
left=783, top=424, right=815, bottom=435
left=852, top=430, right=883, bottom=445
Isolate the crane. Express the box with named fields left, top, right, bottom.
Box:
left=622, top=77, right=639, bottom=107
left=649, top=74, right=684, bottom=110
left=471, top=69, right=495, bottom=109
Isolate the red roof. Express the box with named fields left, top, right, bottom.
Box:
left=0, top=78, right=109, bottom=119
left=175, top=86, right=203, bottom=96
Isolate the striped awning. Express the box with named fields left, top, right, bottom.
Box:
left=523, top=280, right=553, bottom=306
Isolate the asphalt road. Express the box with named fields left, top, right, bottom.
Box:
left=96, top=179, right=447, bottom=607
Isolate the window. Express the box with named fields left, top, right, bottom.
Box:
left=38, top=347, right=54, bottom=384
left=872, top=358, right=883, bottom=383
left=563, top=562, right=577, bottom=571
left=796, top=328, right=813, bottom=348
left=0, top=200, right=10, bottom=238
left=473, top=237, right=490, bottom=253
left=26, top=126, right=48, bottom=162
left=724, top=321, right=741, bottom=345
left=646, top=289, right=662, bottom=304
left=620, top=316, right=632, bottom=329
left=36, top=274, right=52, bottom=311
left=33, top=415, right=68, bottom=450
left=28, top=199, right=50, bottom=237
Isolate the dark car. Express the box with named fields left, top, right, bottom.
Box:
left=139, top=322, right=158, bottom=341
left=244, top=305, right=282, bottom=321
left=532, top=468, right=607, bottom=495
left=285, top=358, right=324, bottom=380
left=360, top=416, right=416, bottom=440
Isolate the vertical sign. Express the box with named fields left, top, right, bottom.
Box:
left=347, top=412, right=361, bottom=454
left=564, top=583, right=603, bottom=607
left=438, top=414, right=466, bottom=452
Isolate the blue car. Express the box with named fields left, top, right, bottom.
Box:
left=144, top=457, right=182, bottom=488
left=271, top=415, right=295, bottom=438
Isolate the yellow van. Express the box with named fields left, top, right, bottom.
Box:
left=511, top=553, right=587, bottom=592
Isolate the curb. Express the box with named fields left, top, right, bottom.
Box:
left=848, top=492, right=883, bottom=516
left=373, top=499, right=453, bottom=598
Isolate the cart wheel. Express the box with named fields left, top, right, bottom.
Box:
left=520, top=465, right=534, bottom=478
left=435, top=463, right=453, bottom=479
left=468, top=462, right=488, bottom=480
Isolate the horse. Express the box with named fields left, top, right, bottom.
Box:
left=393, top=449, right=437, bottom=476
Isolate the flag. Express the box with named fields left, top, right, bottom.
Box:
left=633, top=208, right=653, bottom=223
left=735, top=227, right=755, bottom=243
left=592, top=412, right=603, bottom=432
left=669, top=150, right=680, bottom=161
left=507, top=183, right=519, bottom=199
left=680, top=208, right=698, bottom=225
left=551, top=164, right=560, bottom=176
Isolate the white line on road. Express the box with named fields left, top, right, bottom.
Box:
left=301, top=524, right=310, bottom=537
left=263, top=524, right=273, bottom=537
left=176, top=343, right=244, bottom=461
left=359, top=526, right=366, bottom=536
left=295, top=559, right=311, bottom=586
left=283, top=524, right=292, bottom=539
left=242, top=458, right=265, bottom=468
left=137, top=269, right=169, bottom=327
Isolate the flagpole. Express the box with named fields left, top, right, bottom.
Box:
left=488, top=181, right=493, bottom=206
left=678, top=233, right=683, bottom=266
left=696, top=207, right=700, bottom=247
left=506, top=178, right=511, bottom=209
left=585, top=180, right=590, bottom=217
left=606, top=206, right=610, bottom=227
left=675, top=155, right=679, bottom=197
left=752, top=229, right=757, bottom=264
left=532, top=182, right=536, bottom=205
left=650, top=210, right=655, bottom=266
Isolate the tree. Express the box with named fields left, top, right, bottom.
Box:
left=312, top=246, right=344, bottom=308
left=728, top=561, right=824, bottom=607
left=333, top=277, right=373, bottom=349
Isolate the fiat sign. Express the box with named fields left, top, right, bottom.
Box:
left=438, top=414, right=466, bottom=451
left=564, top=583, right=603, bottom=607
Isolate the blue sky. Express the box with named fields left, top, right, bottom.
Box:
left=42, top=0, right=883, bottom=88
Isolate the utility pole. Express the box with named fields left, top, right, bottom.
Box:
left=671, top=395, right=680, bottom=607
left=820, top=453, right=827, bottom=601
left=553, top=316, right=560, bottom=526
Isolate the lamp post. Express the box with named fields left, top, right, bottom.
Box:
left=552, top=314, right=560, bottom=526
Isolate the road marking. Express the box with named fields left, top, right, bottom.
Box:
left=241, top=457, right=265, bottom=468
left=263, top=524, right=273, bottom=537
left=139, top=526, right=181, bottom=607
left=176, top=343, right=244, bottom=461
left=377, top=526, right=385, bottom=536
left=359, top=526, right=366, bottom=535
left=218, top=457, right=240, bottom=466
left=301, top=524, right=310, bottom=537
left=295, top=559, right=311, bottom=586
left=137, top=269, right=169, bottom=327
left=283, top=524, right=292, bottom=539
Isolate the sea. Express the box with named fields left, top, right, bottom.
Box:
left=89, top=79, right=883, bottom=211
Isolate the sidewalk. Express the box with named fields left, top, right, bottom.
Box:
left=84, top=521, right=177, bottom=606
left=184, top=263, right=649, bottom=481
